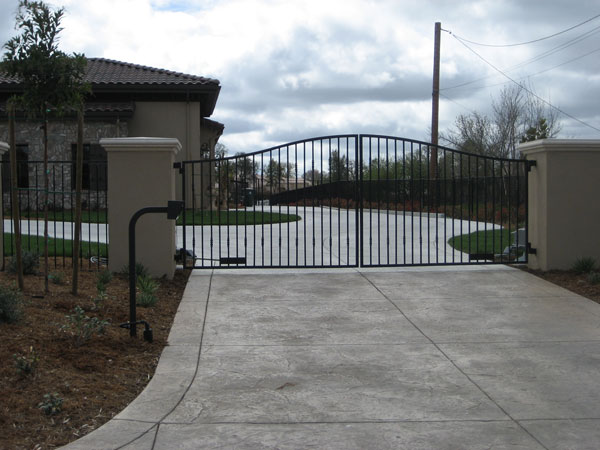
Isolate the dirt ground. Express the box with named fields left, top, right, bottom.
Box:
left=0, top=260, right=190, bottom=449
left=1, top=262, right=600, bottom=449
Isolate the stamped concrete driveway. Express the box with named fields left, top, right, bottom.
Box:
left=65, top=266, right=600, bottom=449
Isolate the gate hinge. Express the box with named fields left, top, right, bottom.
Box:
left=173, top=162, right=183, bottom=173
left=527, top=243, right=537, bottom=255
left=526, top=160, right=536, bottom=172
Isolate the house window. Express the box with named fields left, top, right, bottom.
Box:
left=2, top=144, right=29, bottom=192
left=71, top=143, right=107, bottom=190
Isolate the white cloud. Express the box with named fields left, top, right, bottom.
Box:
left=2, top=0, right=599, bottom=152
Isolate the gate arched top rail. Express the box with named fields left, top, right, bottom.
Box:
left=184, top=134, right=527, bottom=165
left=359, top=134, right=527, bottom=163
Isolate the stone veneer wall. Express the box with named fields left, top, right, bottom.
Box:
left=0, top=118, right=127, bottom=210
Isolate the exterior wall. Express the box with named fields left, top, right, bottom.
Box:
left=128, top=102, right=220, bottom=209
left=0, top=119, right=126, bottom=210
left=520, top=139, right=600, bottom=270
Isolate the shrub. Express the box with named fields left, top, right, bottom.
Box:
left=7, top=250, right=39, bottom=275
left=137, top=275, right=159, bottom=307
left=49, top=271, right=65, bottom=285
left=572, top=257, right=596, bottom=274
left=97, top=269, right=112, bottom=286
left=61, top=306, right=109, bottom=346
left=587, top=272, right=600, bottom=285
left=14, top=346, right=39, bottom=377
left=121, top=262, right=149, bottom=279
left=38, top=393, right=63, bottom=416
left=0, top=284, right=24, bottom=323
left=92, top=290, right=107, bottom=311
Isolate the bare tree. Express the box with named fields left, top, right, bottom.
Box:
left=442, top=84, right=561, bottom=159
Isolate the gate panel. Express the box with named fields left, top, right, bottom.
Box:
left=179, top=135, right=359, bottom=268
left=359, top=135, right=528, bottom=266
left=179, top=134, right=528, bottom=269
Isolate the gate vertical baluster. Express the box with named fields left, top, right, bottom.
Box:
left=467, top=153, right=472, bottom=262
left=357, top=135, right=362, bottom=267
left=507, top=160, right=512, bottom=263
left=261, top=153, right=265, bottom=266
left=484, top=158, right=488, bottom=260
left=312, top=140, right=316, bottom=267
left=475, top=153, right=480, bottom=262
left=338, top=137, right=342, bottom=266
left=419, top=143, right=424, bottom=264
left=394, top=139, right=398, bottom=265
left=368, top=137, right=373, bottom=265
left=180, top=162, right=187, bottom=268
left=402, top=140, right=406, bottom=264
left=328, top=138, right=333, bottom=266
left=385, top=138, right=390, bottom=265
left=287, top=144, right=291, bottom=266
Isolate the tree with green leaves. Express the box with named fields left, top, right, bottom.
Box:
left=2, top=0, right=89, bottom=293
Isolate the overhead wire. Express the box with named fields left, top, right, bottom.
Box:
left=449, top=35, right=600, bottom=134
left=446, top=13, right=600, bottom=47
left=441, top=24, right=600, bottom=92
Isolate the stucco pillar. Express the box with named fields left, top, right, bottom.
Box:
left=101, top=137, right=181, bottom=279
left=520, top=139, right=600, bottom=271
left=0, top=141, right=7, bottom=262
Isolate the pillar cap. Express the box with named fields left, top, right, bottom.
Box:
left=520, top=139, right=600, bottom=156
left=100, top=137, right=181, bottom=153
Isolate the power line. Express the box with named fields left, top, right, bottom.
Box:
left=444, top=45, right=600, bottom=93
left=451, top=35, right=600, bottom=134
left=446, top=13, right=600, bottom=47
left=441, top=25, right=600, bottom=92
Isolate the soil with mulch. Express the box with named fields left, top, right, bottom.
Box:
left=521, top=267, right=600, bottom=305
left=0, top=260, right=190, bottom=449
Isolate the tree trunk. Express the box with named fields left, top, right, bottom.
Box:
left=8, top=103, right=24, bottom=290
left=43, top=113, right=49, bottom=293
left=72, top=108, right=83, bottom=295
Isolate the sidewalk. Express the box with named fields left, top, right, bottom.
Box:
left=64, top=266, right=600, bottom=449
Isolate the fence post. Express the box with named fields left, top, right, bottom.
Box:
left=0, top=141, right=7, bottom=264
left=520, top=139, right=600, bottom=271
left=101, top=137, right=181, bottom=279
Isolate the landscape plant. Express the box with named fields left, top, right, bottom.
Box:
left=13, top=346, right=39, bottom=377
left=137, top=275, right=159, bottom=307
left=7, top=250, right=39, bottom=275
left=60, top=305, right=109, bottom=346
left=572, top=257, right=596, bottom=274
left=0, top=284, right=24, bottom=323
left=2, top=0, right=89, bottom=293
left=38, top=392, right=63, bottom=416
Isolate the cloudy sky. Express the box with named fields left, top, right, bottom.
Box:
left=1, top=0, right=599, bottom=153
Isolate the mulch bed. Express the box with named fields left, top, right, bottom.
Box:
left=521, top=267, right=600, bottom=305
left=0, top=261, right=189, bottom=449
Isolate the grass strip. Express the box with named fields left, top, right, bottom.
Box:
left=448, top=229, right=513, bottom=255
left=176, top=210, right=301, bottom=226
left=3, top=233, right=108, bottom=257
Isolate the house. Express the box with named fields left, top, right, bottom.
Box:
left=0, top=58, right=224, bottom=208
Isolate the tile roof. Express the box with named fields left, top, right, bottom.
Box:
left=0, top=58, right=220, bottom=88
left=85, top=58, right=220, bottom=87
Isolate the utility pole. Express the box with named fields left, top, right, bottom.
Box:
left=430, top=21, right=441, bottom=179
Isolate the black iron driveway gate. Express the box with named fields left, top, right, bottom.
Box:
left=176, top=135, right=529, bottom=269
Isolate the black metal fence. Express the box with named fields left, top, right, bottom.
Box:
left=1, top=159, right=108, bottom=270
left=178, top=134, right=528, bottom=268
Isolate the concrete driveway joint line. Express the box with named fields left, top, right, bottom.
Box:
left=63, top=266, right=600, bottom=450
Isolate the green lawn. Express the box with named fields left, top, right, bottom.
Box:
left=6, top=210, right=107, bottom=223
left=177, top=210, right=301, bottom=226
left=448, top=229, right=513, bottom=255
left=6, top=210, right=299, bottom=226
left=3, top=233, right=108, bottom=257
